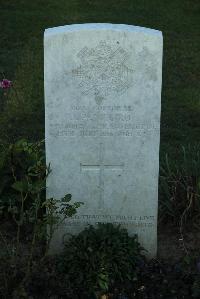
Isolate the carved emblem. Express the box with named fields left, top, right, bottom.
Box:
left=72, top=41, right=134, bottom=104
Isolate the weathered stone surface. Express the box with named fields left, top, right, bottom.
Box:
left=44, top=23, right=163, bottom=258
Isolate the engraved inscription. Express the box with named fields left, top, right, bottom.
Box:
left=49, top=104, right=159, bottom=138
left=81, top=143, right=124, bottom=209
left=63, top=214, right=156, bottom=232
left=70, top=214, right=155, bottom=221
left=72, top=41, right=134, bottom=103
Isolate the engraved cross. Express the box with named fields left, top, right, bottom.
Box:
left=80, top=143, right=124, bottom=209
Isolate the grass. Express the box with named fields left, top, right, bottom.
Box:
left=0, top=0, right=200, bottom=158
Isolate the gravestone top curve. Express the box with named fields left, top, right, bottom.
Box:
left=45, top=23, right=162, bottom=37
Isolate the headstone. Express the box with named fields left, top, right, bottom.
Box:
left=44, top=23, right=163, bottom=258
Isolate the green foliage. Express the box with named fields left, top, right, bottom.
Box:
left=43, top=194, right=83, bottom=252
left=0, top=191, right=82, bottom=298
left=192, top=275, right=200, bottom=298
left=159, top=144, right=200, bottom=227
left=58, top=223, right=144, bottom=297
left=0, top=139, right=47, bottom=219
left=0, top=139, right=83, bottom=298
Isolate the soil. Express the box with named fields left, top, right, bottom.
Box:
left=1, top=219, right=199, bottom=262
left=1, top=220, right=199, bottom=299
left=158, top=223, right=200, bottom=261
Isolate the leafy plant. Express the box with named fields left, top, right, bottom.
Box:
left=58, top=223, right=145, bottom=298
left=0, top=139, right=83, bottom=298
left=192, top=274, right=200, bottom=298
left=0, top=138, right=47, bottom=219
left=159, top=144, right=200, bottom=228
left=0, top=192, right=82, bottom=299
left=43, top=194, right=83, bottom=255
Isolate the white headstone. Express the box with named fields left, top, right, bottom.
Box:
left=44, top=23, right=163, bottom=258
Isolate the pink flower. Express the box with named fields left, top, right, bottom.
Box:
left=0, top=79, right=12, bottom=89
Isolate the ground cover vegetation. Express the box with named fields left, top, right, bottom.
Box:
left=0, top=140, right=199, bottom=298
left=0, top=0, right=200, bottom=298
left=159, top=144, right=200, bottom=228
